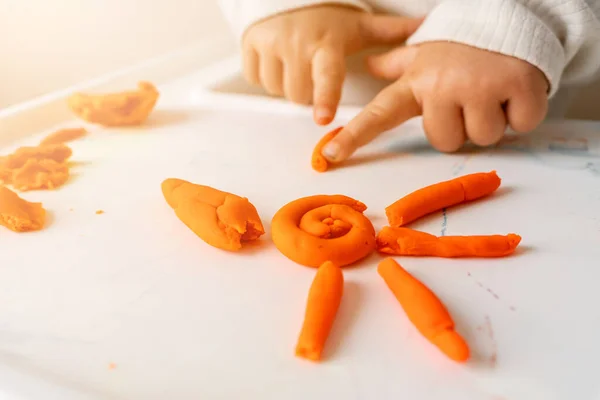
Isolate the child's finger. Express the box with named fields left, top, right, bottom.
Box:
left=284, top=58, right=313, bottom=105
left=312, top=48, right=346, bottom=125
left=506, top=86, right=548, bottom=133
left=464, top=101, right=507, bottom=146
left=322, top=78, right=421, bottom=162
left=259, top=56, right=284, bottom=96
left=243, top=47, right=260, bottom=85
left=422, top=99, right=466, bottom=152
left=367, top=46, right=418, bottom=81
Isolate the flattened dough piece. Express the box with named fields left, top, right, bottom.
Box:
left=0, top=144, right=72, bottom=189
left=0, top=144, right=72, bottom=170
left=11, top=159, right=70, bottom=191
left=40, top=128, right=87, bottom=145
left=68, top=81, right=159, bottom=126
left=0, top=186, right=46, bottom=232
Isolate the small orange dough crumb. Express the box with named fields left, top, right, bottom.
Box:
left=161, top=178, right=265, bottom=251
left=95, top=210, right=104, bottom=215
left=296, top=261, right=344, bottom=361
left=271, top=195, right=376, bottom=267
left=40, top=127, right=87, bottom=145
left=311, top=126, right=343, bottom=172
left=0, top=186, right=46, bottom=232
left=108, top=363, right=117, bottom=370
left=0, top=144, right=72, bottom=190
left=68, top=81, right=159, bottom=127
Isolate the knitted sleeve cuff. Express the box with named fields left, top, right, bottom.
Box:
left=218, top=0, right=372, bottom=42
left=406, top=0, right=565, bottom=97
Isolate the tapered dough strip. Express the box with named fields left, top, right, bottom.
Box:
left=295, top=261, right=344, bottom=361
left=378, top=258, right=470, bottom=362
left=385, top=171, right=501, bottom=227
left=377, top=226, right=521, bottom=257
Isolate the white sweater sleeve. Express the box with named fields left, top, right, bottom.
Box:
left=216, top=0, right=372, bottom=40
left=406, top=0, right=600, bottom=97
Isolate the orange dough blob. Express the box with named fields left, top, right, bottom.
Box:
left=311, top=126, right=342, bottom=172
left=68, top=81, right=159, bottom=126
left=271, top=195, right=376, bottom=267
left=0, top=144, right=72, bottom=190
left=0, top=186, right=46, bottom=232
left=161, top=178, right=265, bottom=251
left=11, top=159, right=69, bottom=191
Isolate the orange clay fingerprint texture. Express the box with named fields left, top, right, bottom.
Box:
left=296, top=261, right=344, bottom=361
left=271, top=195, right=376, bottom=267
left=0, top=186, right=46, bottom=232
left=311, top=126, right=343, bottom=172
left=386, top=171, right=501, bottom=226
left=161, top=178, right=264, bottom=251
left=378, top=258, right=469, bottom=362
left=376, top=227, right=521, bottom=257
left=0, top=144, right=73, bottom=191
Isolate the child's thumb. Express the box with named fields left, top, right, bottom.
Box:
left=367, top=46, right=418, bottom=80
left=359, top=15, right=424, bottom=46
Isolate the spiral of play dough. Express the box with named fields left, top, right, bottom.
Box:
left=271, top=195, right=376, bottom=267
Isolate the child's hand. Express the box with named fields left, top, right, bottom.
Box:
left=322, top=42, right=549, bottom=162
left=242, top=6, right=423, bottom=125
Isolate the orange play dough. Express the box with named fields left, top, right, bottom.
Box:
left=311, top=126, right=342, bottom=172
left=271, top=195, right=376, bottom=267
left=378, top=258, right=469, bottom=362
left=40, top=128, right=87, bottom=145
left=11, top=159, right=69, bottom=191
left=0, top=186, right=46, bottom=232
left=68, top=81, right=159, bottom=126
left=162, top=178, right=265, bottom=251
left=295, top=261, right=344, bottom=361
left=377, top=226, right=521, bottom=258
left=0, top=144, right=72, bottom=190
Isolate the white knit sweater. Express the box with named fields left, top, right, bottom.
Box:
left=217, top=0, right=600, bottom=103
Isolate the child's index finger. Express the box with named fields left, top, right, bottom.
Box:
left=312, top=47, right=346, bottom=125
left=321, top=78, right=421, bottom=163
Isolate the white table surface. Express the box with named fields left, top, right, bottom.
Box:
left=0, top=55, right=599, bottom=400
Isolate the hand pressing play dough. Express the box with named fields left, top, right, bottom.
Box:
left=161, top=178, right=265, bottom=251
left=271, top=195, right=376, bottom=267
left=68, top=81, right=159, bottom=127
left=0, top=186, right=46, bottom=232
